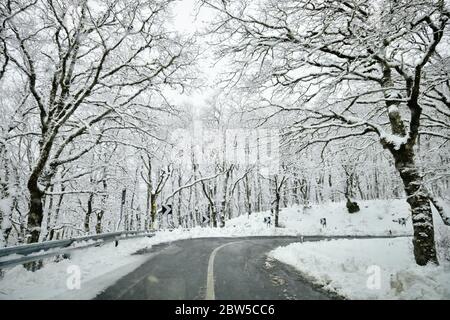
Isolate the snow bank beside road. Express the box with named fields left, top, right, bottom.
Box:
left=269, top=237, right=450, bottom=299
left=0, top=232, right=188, bottom=299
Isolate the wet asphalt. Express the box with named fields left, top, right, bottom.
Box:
left=95, top=236, right=345, bottom=300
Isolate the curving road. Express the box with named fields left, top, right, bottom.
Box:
left=95, top=236, right=334, bottom=300
left=95, top=236, right=392, bottom=300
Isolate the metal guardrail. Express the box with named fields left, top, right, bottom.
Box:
left=0, top=230, right=155, bottom=270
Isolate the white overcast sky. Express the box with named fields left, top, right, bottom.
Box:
left=166, top=0, right=218, bottom=109
left=171, top=0, right=204, bottom=34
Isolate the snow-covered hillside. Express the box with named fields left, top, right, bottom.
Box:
left=219, top=198, right=413, bottom=237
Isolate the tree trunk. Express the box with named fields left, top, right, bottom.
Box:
left=96, top=210, right=104, bottom=234
left=177, top=174, right=183, bottom=228
left=220, top=167, right=232, bottom=227
left=27, top=180, right=44, bottom=244
left=84, top=193, right=94, bottom=234
left=211, top=206, right=217, bottom=228
left=0, top=152, right=13, bottom=247
left=52, top=185, right=65, bottom=230
left=42, top=189, right=54, bottom=241
left=245, top=174, right=252, bottom=216
left=26, top=139, right=55, bottom=244
left=201, top=181, right=217, bottom=228
left=392, top=146, right=438, bottom=266
left=150, top=194, right=157, bottom=229
left=256, top=173, right=262, bottom=212
left=95, top=177, right=107, bottom=234
left=274, top=192, right=280, bottom=227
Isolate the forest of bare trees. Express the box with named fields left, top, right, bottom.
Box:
left=1, top=0, right=449, bottom=267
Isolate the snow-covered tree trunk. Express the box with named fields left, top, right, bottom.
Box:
left=392, top=146, right=438, bottom=265
left=0, top=144, right=13, bottom=246
left=177, top=173, right=183, bottom=228
left=219, top=165, right=232, bottom=227
left=95, top=174, right=107, bottom=234
left=269, top=175, right=286, bottom=228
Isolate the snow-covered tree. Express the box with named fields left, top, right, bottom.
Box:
left=203, top=0, right=450, bottom=265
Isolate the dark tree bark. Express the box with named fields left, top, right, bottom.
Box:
left=84, top=193, right=94, bottom=234
left=95, top=210, right=104, bottom=235
left=273, top=192, right=281, bottom=227
left=27, top=176, right=44, bottom=244
left=391, top=145, right=438, bottom=265
left=95, top=177, right=108, bottom=234
left=201, top=181, right=217, bottom=228
left=244, top=174, right=252, bottom=216
left=271, top=175, right=286, bottom=228
left=150, top=193, right=157, bottom=229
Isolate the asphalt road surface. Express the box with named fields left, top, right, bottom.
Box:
left=95, top=236, right=354, bottom=300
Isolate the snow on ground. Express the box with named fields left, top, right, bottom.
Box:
left=269, top=237, right=450, bottom=299
left=221, top=198, right=414, bottom=237
left=1, top=228, right=249, bottom=300
left=269, top=204, right=450, bottom=299
left=0, top=199, right=422, bottom=299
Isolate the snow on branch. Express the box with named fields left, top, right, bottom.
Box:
left=428, top=193, right=450, bottom=226
left=44, top=190, right=107, bottom=196
left=164, top=171, right=226, bottom=204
